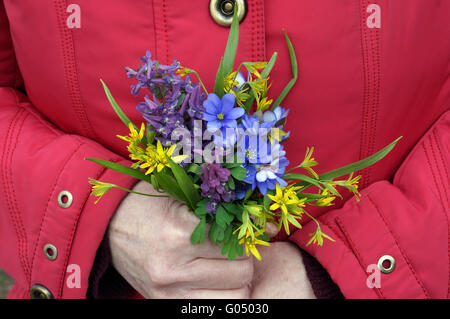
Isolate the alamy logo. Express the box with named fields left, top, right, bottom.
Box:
left=366, top=264, right=381, bottom=288
left=66, top=264, right=81, bottom=289
left=66, top=4, right=81, bottom=29
left=366, top=4, right=381, bottom=29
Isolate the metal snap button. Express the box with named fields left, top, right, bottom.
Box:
left=57, top=190, right=73, bottom=208
left=209, top=0, right=247, bottom=27
left=30, top=284, right=54, bottom=299
left=377, top=255, right=395, bottom=274
left=43, top=243, right=58, bottom=261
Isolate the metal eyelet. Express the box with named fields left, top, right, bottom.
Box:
left=43, top=243, right=58, bottom=261
left=377, top=255, right=395, bottom=274
left=30, top=284, right=54, bottom=299
left=57, top=190, right=73, bottom=208
left=209, top=0, right=247, bottom=27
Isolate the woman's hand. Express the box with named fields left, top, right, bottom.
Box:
left=250, top=241, right=316, bottom=299
left=107, top=180, right=254, bottom=298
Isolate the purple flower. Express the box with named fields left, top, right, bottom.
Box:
left=199, top=163, right=235, bottom=214
left=202, top=93, right=245, bottom=133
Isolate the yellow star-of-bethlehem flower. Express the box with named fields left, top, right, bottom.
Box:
left=88, top=179, right=115, bottom=204
left=140, top=140, right=188, bottom=175
left=268, top=183, right=303, bottom=215
left=239, top=229, right=270, bottom=261
left=117, top=122, right=145, bottom=145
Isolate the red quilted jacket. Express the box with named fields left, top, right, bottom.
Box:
left=0, top=0, right=449, bottom=299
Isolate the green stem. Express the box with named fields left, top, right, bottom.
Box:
left=113, top=185, right=169, bottom=198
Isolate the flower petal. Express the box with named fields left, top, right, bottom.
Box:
left=202, top=112, right=219, bottom=121
left=221, top=93, right=235, bottom=112
left=225, top=107, right=245, bottom=120
left=262, top=110, right=276, bottom=122
left=256, top=170, right=267, bottom=182
left=207, top=120, right=222, bottom=132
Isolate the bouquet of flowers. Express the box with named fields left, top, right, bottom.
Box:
left=87, top=11, right=400, bottom=260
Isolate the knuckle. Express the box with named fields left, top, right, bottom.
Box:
left=146, top=261, right=175, bottom=286
left=234, top=260, right=254, bottom=287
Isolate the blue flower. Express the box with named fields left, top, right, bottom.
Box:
left=262, top=105, right=289, bottom=124
left=242, top=143, right=289, bottom=195
left=202, top=93, right=245, bottom=133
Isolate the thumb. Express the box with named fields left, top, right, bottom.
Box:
left=264, top=222, right=279, bottom=238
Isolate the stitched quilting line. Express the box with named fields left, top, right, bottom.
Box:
left=1, top=108, right=32, bottom=284
left=429, top=130, right=450, bottom=298
left=358, top=0, right=370, bottom=188
left=368, top=195, right=430, bottom=298
left=150, top=0, right=158, bottom=60
left=358, top=0, right=381, bottom=190
left=57, top=156, right=122, bottom=297
left=162, top=0, right=169, bottom=64
left=29, top=142, right=82, bottom=293
left=53, top=0, right=97, bottom=140
left=8, top=110, right=32, bottom=282
left=250, top=0, right=265, bottom=62
left=335, top=216, right=385, bottom=299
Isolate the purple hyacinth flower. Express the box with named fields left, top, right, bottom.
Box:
left=202, top=93, right=245, bottom=133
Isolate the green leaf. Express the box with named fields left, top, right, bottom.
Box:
left=166, top=155, right=202, bottom=210
left=216, top=204, right=235, bottom=227
left=230, top=166, right=247, bottom=181
left=283, top=173, right=323, bottom=189
left=273, top=30, right=298, bottom=108
left=209, top=222, right=226, bottom=245
left=194, top=199, right=208, bottom=218
left=260, top=52, right=278, bottom=79
left=263, top=193, right=273, bottom=210
left=100, top=79, right=137, bottom=130
left=221, top=231, right=242, bottom=260
left=186, top=163, right=202, bottom=175
left=318, top=137, right=402, bottom=181
left=86, top=158, right=151, bottom=183
left=190, top=217, right=206, bottom=245
left=153, top=171, right=189, bottom=206
left=222, top=7, right=240, bottom=75
left=214, top=58, right=225, bottom=97
left=227, top=177, right=235, bottom=190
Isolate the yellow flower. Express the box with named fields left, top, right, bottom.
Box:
left=117, top=122, right=145, bottom=145
left=268, top=183, right=302, bottom=215
left=306, top=226, right=335, bottom=246
left=140, top=140, right=188, bottom=175
left=256, top=96, right=273, bottom=112
left=224, top=71, right=239, bottom=92
left=268, top=127, right=288, bottom=145
left=88, top=179, right=115, bottom=204
left=315, top=189, right=336, bottom=207
left=239, top=229, right=270, bottom=261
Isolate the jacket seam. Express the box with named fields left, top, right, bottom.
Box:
left=358, top=0, right=381, bottom=189
left=335, top=216, right=385, bottom=299
left=429, top=129, right=450, bottom=298
left=29, top=142, right=83, bottom=293
left=1, top=108, right=32, bottom=284
left=367, top=195, right=430, bottom=298
left=53, top=0, right=97, bottom=140
left=57, top=155, right=122, bottom=297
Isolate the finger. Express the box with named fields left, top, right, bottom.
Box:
left=265, top=222, right=279, bottom=238
left=179, top=258, right=254, bottom=289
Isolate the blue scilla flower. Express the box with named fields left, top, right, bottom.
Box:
left=202, top=93, right=245, bottom=133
